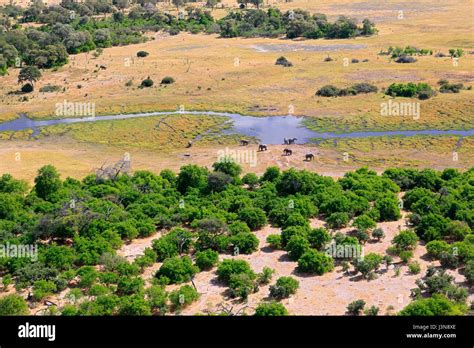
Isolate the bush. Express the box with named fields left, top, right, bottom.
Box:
left=399, top=295, right=466, bottom=316
left=316, top=85, right=339, bottom=97
left=217, top=259, right=254, bottom=284
left=354, top=253, right=383, bottom=279
left=39, top=84, right=61, bottom=93
left=21, top=83, right=34, bottom=93
left=326, top=212, right=349, bottom=229
left=395, top=55, right=417, bottom=63
left=285, top=235, right=310, bottom=260
left=347, top=299, right=365, bottom=315
left=194, top=249, right=219, bottom=270
left=269, top=276, right=299, bottom=299
left=399, top=250, right=413, bottom=263
left=281, top=226, right=310, bottom=246
left=464, top=260, right=474, bottom=285
left=307, top=228, right=331, bottom=250
left=297, top=250, right=334, bottom=274
left=0, top=294, right=29, bottom=315
left=275, top=56, right=293, bottom=67
left=426, top=240, right=450, bottom=259
left=33, top=280, right=57, bottom=301
left=169, top=285, right=199, bottom=310
left=238, top=207, right=267, bottom=230
left=266, top=234, right=282, bottom=249
left=161, top=76, right=175, bottom=84
left=372, top=228, right=385, bottom=241
left=155, top=256, right=198, bottom=284
left=141, top=78, right=154, bottom=87
left=392, top=230, right=419, bottom=251
left=352, top=82, right=378, bottom=94
left=254, top=302, right=288, bottom=316
left=137, top=51, right=149, bottom=57
left=229, top=273, right=256, bottom=299
left=257, top=267, right=274, bottom=285
left=230, top=232, right=259, bottom=254
left=408, top=262, right=421, bottom=274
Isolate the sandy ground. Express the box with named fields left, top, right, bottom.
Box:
left=1, top=138, right=471, bottom=184
left=116, top=211, right=472, bottom=316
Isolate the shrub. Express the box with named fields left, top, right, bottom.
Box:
left=326, top=212, right=349, bottom=229
left=353, top=215, right=376, bottom=231
left=364, top=305, right=379, bottom=316
left=21, top=83, right=34, bottom=93
left=275, top=56, right=293, bottom=67
left=141, top=78, right=154, bottom=87
left=33, top=280, right=57, bottom=301
left=372, top=228, right=385, bottom=241
left=194, top=249, right=219, bottom=271
left=169, top=285, right=199, bottom=310
left=217, top=259, right=254, bottom=284
left=266, top=234, right=282, bottom=249
left=285, top=235, right=310, bottom=260
left=399, top=250, right=413, bottom=263
left=281, top=226, right=310, bottom=246
left=0, top=294, right=29, bottom=315
left=399, top=295, right=466, bottom=316
left=464, top=260, right=474, bottom=285
left=257, top=267, right=274, bottom=285
left=155, top=256, right=198, bottom=284
left=426, top=240, right=450, bottom=259
left=161, top=76, right=175, bottom=84
left=230, top=232, right=259, bottom=254
left=392, top=230, right=419, bottom=250
left=347, top=299, right=365, bottom=315
left=408, top=262, right=421, bottom=274
left=307, top=228, right=331, bottom=250
left=39, top=84, right=61, bottom=93
left=254, top=302, right=288, bottom=316
left=269, top=276, right=299, bottom=299
left=298, top=250, right=334, bottom=274
left=238, top=207, right=267, bottom=230
left=137, top=51, right=149, bottom=57
left=352, top=82, right=378, bottom=94
left=229, top=273, right=256, bottom=299
left=395, top=55, right=417, bottom=63
left=316, top=85, right=339, bottom=97
left=354, top=253, right=383, bottom=279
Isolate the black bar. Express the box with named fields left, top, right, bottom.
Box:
left=0, top=316, right=472, bottom=347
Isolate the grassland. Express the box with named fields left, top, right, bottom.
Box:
left=0, top=0, right=473, bottom=132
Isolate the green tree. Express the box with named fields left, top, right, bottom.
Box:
left=155, top=256, right=198, bottom=284
left=285, top=235, right=310, bottom=260
left=254, top=301, right=288, bottom=316
left=34, top=165, right=62, bottom=200
left=269, top=276, right=299, bottom=299
left=0, top=294, right=29, bottom=315
left=297, top=250, right=334, bottom=275
left=194, top=249, right=219, bottom=270
left=347, top=299, right=365, bottom=315
left=18, top=65, right=42, bottom=89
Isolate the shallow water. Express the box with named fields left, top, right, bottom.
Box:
left=0, top=111, right=472, bottom=144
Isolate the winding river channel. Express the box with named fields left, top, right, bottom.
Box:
left=0, top=111, right=473, bottom=144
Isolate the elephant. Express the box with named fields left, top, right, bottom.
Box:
left=305, top=153, right=315, bottom=161
left=240, top=139, right=249, bottom=146
left=258, top=144, right=268, bottom=151
left=283, top=148, right=293, bottom=156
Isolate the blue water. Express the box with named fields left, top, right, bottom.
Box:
left=0, top=111, right=472, bottom=144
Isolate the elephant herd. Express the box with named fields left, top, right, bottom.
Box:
left=240, top=139, right=315, bottom=161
